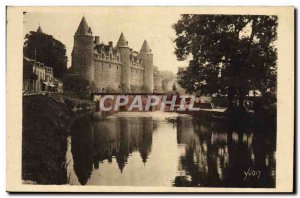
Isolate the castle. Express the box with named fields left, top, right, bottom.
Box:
left=71, top=16, right=162, bottom=93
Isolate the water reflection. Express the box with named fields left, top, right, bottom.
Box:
left=71, top=116, right=94, bottom=185
left=70, top=114, right=154, bottom=185
left=68, top=112, right=276, bottom=187
left=174, top=116, right=276, bottom=187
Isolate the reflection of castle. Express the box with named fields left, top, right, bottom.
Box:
left=71, top=116, right=153, bottom=185
left=70, top=16, right=163, bottom=93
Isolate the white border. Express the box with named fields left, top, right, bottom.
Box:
left=2, top=1, right=298, bottom=197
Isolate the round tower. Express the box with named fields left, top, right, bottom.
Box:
left=117, top=33, right=131, bottom=92
left=140, top=40, right=154, bottom=93
left=72, top=16, right=94, bottom=83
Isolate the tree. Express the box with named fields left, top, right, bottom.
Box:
left=23, top=31, right=68, bottom=79
left=172, top=83, right=177, bottom=91
left=173, top=15, right=278, bottom=110
left=63, top=74, right=89, bottom=94
left=161, top=70, right=176, bottom=92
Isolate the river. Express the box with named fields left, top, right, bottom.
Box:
left=65, top=111, right=276, bottom=187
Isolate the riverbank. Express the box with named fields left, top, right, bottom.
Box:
left=177, top=105, right=276, bottom=133
left=22, top=94, right=92, bottom=184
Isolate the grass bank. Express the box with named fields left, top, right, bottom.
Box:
left=22, top=94, right=91, bottom=184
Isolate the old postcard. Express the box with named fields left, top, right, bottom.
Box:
left=6, top=6, right=294, bottom=192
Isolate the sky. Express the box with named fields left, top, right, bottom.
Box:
left=23, top=8, right=189, bottom=73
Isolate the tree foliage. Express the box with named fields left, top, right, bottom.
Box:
left=173, top=15, right=278, bottom=108
left=23, top=31, right=68, bottom=79
left=63, top=74, right=89, bottom=93
left=161, top=70, right=176, bottom=92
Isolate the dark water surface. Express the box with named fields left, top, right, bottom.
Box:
left=66, top=112, right=276, bottom=187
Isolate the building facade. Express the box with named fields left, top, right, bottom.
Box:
left=23, top=57, right=61, bottom=93
left=71, top=16, right=162, bottom=93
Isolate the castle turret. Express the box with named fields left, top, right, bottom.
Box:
left=72, top=16, right=94, bottom=83
left=140, top=40, right=153, bottom=93
left=117, top=33, right=131, bottom=92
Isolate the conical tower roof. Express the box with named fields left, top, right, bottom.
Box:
left=75, top=16, right=92, bottom=36
left=36, top=25, right=43, bottom=33
left=116, top=32, right=128, bottom=47
left=140, top=40, right=152, bottom=54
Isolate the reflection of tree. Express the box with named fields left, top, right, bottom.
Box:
left=71, top=115, right=154, bottom=185
left=71, top=116, right=94, bottom=185
left=174, top=116, right=276, bottom=187
left=251, top=127, right=276, bottom=187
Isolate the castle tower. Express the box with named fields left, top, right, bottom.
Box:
left=140, top=40, right=154, bottom=93
left=117, top=33, right=131, bottom=92
left=72, top=16, right=94, bottom=83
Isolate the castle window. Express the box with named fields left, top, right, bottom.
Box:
left=109, top=64, right=111, bottom=69
left=102, top=54, right=104, bottom=59
left=117, top=66, right=118, bottom=70
left=110, top=54, right=112, bottom=60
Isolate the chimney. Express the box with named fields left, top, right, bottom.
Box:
left=108, top=41, right=113, bottom=46
left=95, top=36, right=100, bottom=44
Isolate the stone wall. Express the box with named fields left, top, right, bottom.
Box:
left=130, top=66, right=144, bottom=89
left=93, top=58, right=147, bottom=93
left=94, top=58, right=122, bottom=92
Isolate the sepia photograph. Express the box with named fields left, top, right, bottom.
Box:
left=6, top=6, right=294, bottom=193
